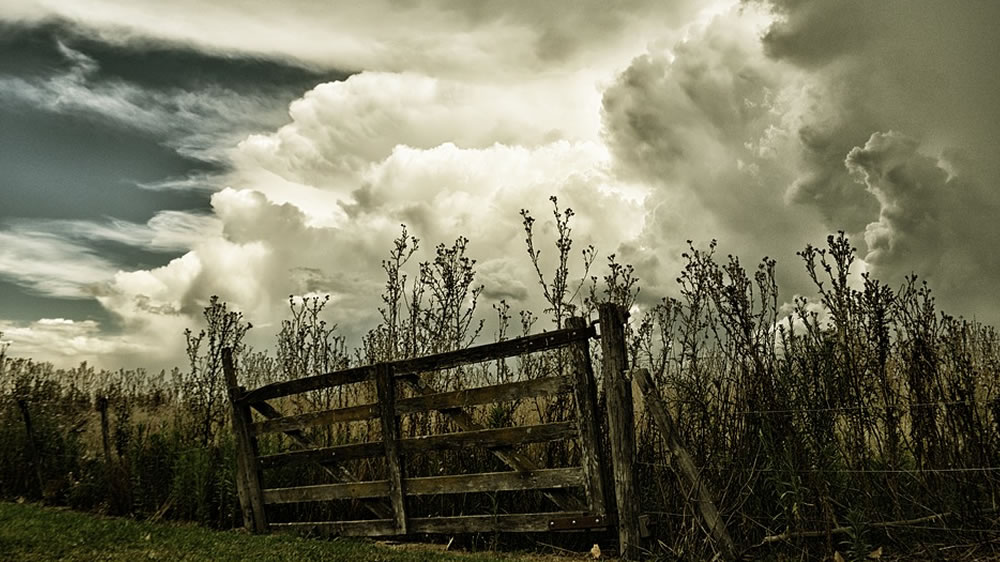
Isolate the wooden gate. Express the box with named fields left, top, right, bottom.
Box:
left=223, top=316, right=611, bottom=537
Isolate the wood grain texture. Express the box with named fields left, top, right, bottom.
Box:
left=376, top=364, right=408, bottom=534
left=598, top=303, right=640, bottom=559
left=566, top=316, right=608, bottom=516
left=262, top=467, right=584, bottom=504
left=239, top=325, right=595, bottom=404
left=271, top=511, right=596, bottom=536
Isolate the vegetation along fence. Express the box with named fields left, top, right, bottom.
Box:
left=225, top=303, right=733, bottom=559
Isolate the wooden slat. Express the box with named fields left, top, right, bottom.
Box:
left=258, top=421, right=578, bottom=470
left=248, top=400, right=394, bottom=520
left=252, top=376, right=573, bottom=436
left=376, top=364, right=408, bottom=534
left=399, top=376, right=588, bottom=512
left=263, top=468, right=585, bottom=504
left=396, top=375, right=572, bottom=416
left=272, top=511, right=595, bottom=536
left=258, top=441, right=384, bottom=470
left=409, top=512, right=592, bottom=534
left=271, top=519, right=397, bottom=537
left=239, top=325, right=595, bottom=404
left=240, top=364, right=374, bottom=405
left=252, top=403, right=377, bottom=435
left=566, top=316, right=608, bottom=515
left=264, top=480, right=390, bottom=504
left=409, top=467, right=583, bottom=495
left=401, top=421, right=577, bottom=454
left=391, top=325, right=596, bottom=376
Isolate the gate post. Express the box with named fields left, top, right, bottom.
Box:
left=223, top=348, right=268, bottom=533
left=567, top=316, right=608, bottom=515
left=598, top=303, right=640, bottom=559
left=375, top=363, right=408, bottom=534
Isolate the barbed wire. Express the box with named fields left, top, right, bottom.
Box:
left=636, top=461, right=1000, bottom=474
left=652, top=398, right=1000, bottom=417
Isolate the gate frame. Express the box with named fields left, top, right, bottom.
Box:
left=223, top=315, right=622, bottom=539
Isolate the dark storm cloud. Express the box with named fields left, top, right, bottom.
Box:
left=757, top=0, right=1000, bottom=321
left=601, top=7, right=828, bottom=297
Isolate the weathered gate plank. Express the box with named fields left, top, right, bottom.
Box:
left=258, top=440, right=383, bottom=469
left=258, top=421, right=578, bottom=470
left=262, top=467, right=585, bottom=504
left=391, top=326, right=595, bottom=375
left=264, top=480, right=390, bottom=504
left=247, top=399, right=394, bottom=520
left=251, top=375, right=573, bottom=435
left=239, top=325, right=594, bottom=404
left=401, top=421, right=577, bottom=453
left=252, top=403, right=377, bottom=435
left=240, top=364, right=373, bottom=404
left=399, top=375, right=589, bottom=512
left=272, top=511, right=596, bottom=536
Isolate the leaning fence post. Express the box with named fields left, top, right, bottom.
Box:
left=634, top=368, right=737, bottom=561
left=223, top=348, right=268, bottom=533
left=375, top=363, right=408, bottom=534
left=598, top=303, right=640, bottom=559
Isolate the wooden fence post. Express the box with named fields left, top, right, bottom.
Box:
left=16, top=398, right=45, bottom=497
left=223, top=348, right=268, bottom=533
left=375, top=363, right=408, bottom=534
left=598, top=303, right=640, bottom=559
left=633, top=368, right=737, bottom=560
left=566, top=316, right=608, bottom=515
left=96, top=395, right=113, bottom=467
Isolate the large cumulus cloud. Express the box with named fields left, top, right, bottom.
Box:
left=759, top=0, right=1000, bottom=321
left=601, top=5, right=828, bottom=296
left=5, top=0, right=1000, bottom=369
left=81, top=70, right=645, bottom=368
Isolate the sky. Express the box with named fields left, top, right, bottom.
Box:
left=1, top=0, right=998, bottom=371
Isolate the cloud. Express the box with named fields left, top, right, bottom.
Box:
left=0, top=41, right=296, bottom=162
left=1, top=0, right=703, bottom=76
left=7, top=0, right=999, bottom=372
left=0, top=316, right=183, bottom=369
left=756, top=0, right=1000, bottom=321
left=845, top=131, right=1000, bottom=313
left=77, top=63, right=649, bottom=365
left=3, top=211, right=221, bottom=252
left=0, top=230, right=116, bottom=298
left=601, top=4, right=828, bottom=297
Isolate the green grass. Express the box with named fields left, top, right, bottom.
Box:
left=0, top=502, right=547, bottom=561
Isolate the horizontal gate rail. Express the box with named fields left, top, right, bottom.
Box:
left=252, top=375, right=573, bottom=435
left=271, top=511, right=598, bottom=536
left=258, top=421, right=578, bottom=470
left=224, top=313, right=615, bottom=542
left=238, top=325, right=595, bottom=404
left=262, top=467, right=585, bottom=504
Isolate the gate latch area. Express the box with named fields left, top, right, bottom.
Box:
left=547, top=515, right=608, bottom=530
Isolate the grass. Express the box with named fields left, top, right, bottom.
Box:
left=0, top=501, right=552, bottom=561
